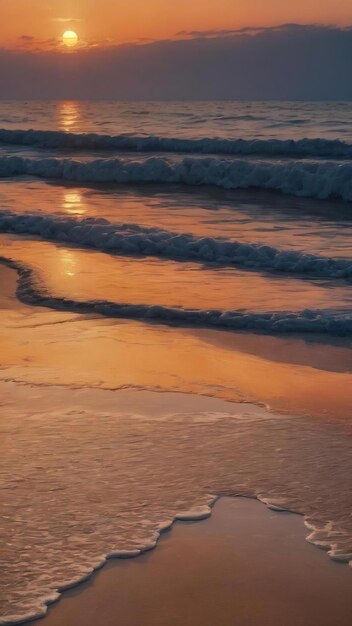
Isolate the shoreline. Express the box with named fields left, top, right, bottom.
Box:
left=1, top=261, right=351, bottom=423
left=1, top=262, right=352, bottom=624
left=16, top=497, right=352, bottom=626
left=0, top=376, right=347, bottom=626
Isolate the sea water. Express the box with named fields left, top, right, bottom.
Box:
left=0, top=101, right=351, bottom=624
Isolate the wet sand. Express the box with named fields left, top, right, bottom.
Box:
left=0, top=263, right=26, bottom=309
left=1, top=263, right=351, bottom=422
left=34, top=498, right=352, bottom=626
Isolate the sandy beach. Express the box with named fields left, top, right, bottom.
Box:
left=32, top=498, right=352, bottom=626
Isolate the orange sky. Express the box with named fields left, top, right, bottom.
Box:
left=1, top=0, right=352, bottom=50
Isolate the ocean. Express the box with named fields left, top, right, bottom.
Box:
left=0, top=100, right=351, bottom=624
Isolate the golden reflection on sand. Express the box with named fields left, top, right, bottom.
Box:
left=0, top=265, right=351, bottom=423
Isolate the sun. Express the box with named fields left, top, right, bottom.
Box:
left=62, top=31, right=78, bottom=47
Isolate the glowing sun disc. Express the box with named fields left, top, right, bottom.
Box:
left=62, top=31, right=78, bottom=47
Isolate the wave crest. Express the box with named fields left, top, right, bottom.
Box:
left=1, top=154, right=352, bottom=201
left=1, top=256, right=351, bottom=336
left=1, top=211, right=352, bottom=280
left=1, top=129, right=352, bottom=159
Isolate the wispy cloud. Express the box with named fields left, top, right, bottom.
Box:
left=17, top=34, right=88, bottom=52
left=19, top=35, right=35, bottom=42
left=17, top=33, right=153, bottom=53
left=49, top=18, right=82, bottom=24
left=18, top=35, right=57, bottom=50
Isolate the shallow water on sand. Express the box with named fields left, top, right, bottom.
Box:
left=1, top=380, right=352, bottom=624
left=2, top=235, right=351, bottom=313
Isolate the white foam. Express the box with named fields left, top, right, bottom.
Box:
left=1, top=154, right=352, bottom=201
left=175, top=506, right=213, bottom=521
left=1, top=129, right=352, bottom=159
left=106, top=549, right=141, bottom=559
left=0, top=211, right=351, bottom=280
left=257, top=495, right=290, bottom=512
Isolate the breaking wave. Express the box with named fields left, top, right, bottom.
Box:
left=1, top=211, right=351, bottom=280
left=1, top=129, right=352, bottom=159
left=1, top=154, right=352, bottom=201
left=1, top=256, right=351, bottom=336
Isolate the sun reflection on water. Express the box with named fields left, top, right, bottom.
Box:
left=62, top=190, right=86, bottom=215
left=57, top=101, right=81, bottom=132
left=59, top=249, right=77, bottom=278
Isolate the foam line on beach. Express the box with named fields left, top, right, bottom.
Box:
left=0, top=154, right=352, bottom=201
left=0, top=212, right=352, bottom=280
left=1, top=255, right=351, bottom=336
left=1, top=129, right=352, bottom=159
left=0, top=497, right=216, bottom=626
left=1, top=492, right=350, bottom=626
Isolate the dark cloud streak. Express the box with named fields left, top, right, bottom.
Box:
left=175, top=23, right=323, bottom=38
